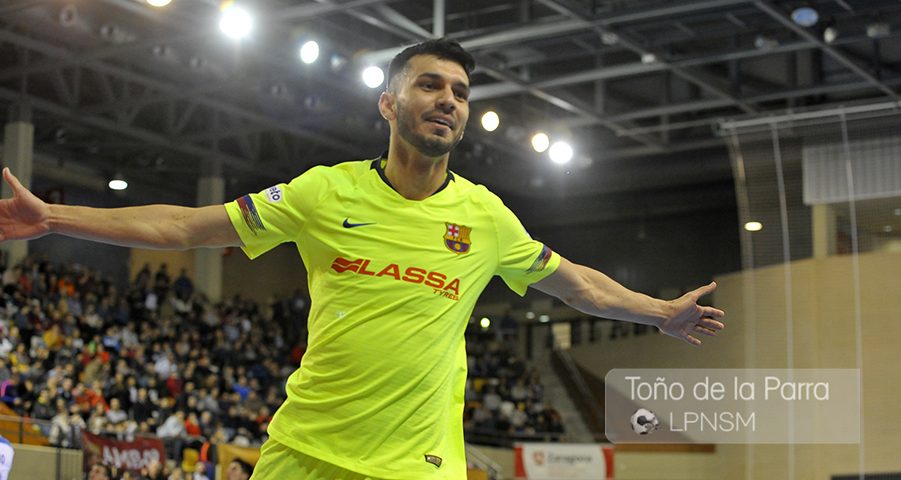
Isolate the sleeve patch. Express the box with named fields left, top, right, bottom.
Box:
left=265, top=185, right=283, bottom=203
left=236, top=195, right=266, bottom=235
left=527, top=245, right=553, bottom=273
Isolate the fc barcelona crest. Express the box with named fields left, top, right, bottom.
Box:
left=444, top=222, right=472, bottom=254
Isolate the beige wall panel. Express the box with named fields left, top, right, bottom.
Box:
left=567, top=251, right=901, bottom=479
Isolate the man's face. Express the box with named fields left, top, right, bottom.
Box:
left=383, top=54, right=470, bottom=158
left=88, top=465, right=110, bottom=480
left=226, top=461, right=250, bottom=480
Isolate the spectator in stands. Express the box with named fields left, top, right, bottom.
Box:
left=106, top=397, right=128, bottom=426
left=0, top=359, right=9, bottom=385
left=157, top=410, right=187, bottom=439
left=88, top=402, right=109, bottom=434
left=154, top=263, right=171, bottom=299
left=49, top=399, right=72, bottom=447
left=138, top=460, right=164, bottom=480
left=173, top=268, right=193, bottom=301
left=30, top=388, right=55, bottom=420
left=191, top=461, right=210, bottom=480
left=224, top=459, right=253, bottom=480
left=87, top=463, right=112, bottom=480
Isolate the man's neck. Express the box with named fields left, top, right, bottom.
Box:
left=384, top=143, right=449, bottom=201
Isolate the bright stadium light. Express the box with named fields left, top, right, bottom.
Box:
left=299, top=40, right=319, bottom=64
left=480, top=317, right=491, bottom=329
left=549, top=141, right=573, bottom=165
left=146, top=0, right=172, bottom=6
left=480, top=111, right=499, bottom=132
left=791, top=6, right=819, bottom=27
left=531, top=132, right=549, bottom=153
left=744, top=221, right=763, bottom=232
left=362, top=66, right=384, bottom=88
left=219, top=3, right=252, bottom=40
left=108, top=174, right=128, bottom=191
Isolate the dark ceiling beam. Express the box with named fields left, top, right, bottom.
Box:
left=0, top=86, right=254, bottom=173
left=323, top=1, right=661, bottom=147
left=275, top=0, right=402, bottom=21
left=362, top=0, right=756, bottom=64
left=556, top=76, right=901, bottom=135
left=535, top=0, right=757, bottom=116
left=0, top=0, right=43, bottom=16
left=0, top=29, right=360, bottom=157
left=93, top=0, right=375, bottom=107
left=471, top=28, right=901, bottom=101
left=754, top=0, right=901, bottom=103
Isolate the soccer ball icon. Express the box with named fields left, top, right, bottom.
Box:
left=630, top=408, right=659, bottom=435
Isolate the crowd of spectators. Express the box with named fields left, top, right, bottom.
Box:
left=0, top=256, right=300, bottom=458
left=463, top=335, right=565, bottom=447
left=0, top=254, right=560, bottom=475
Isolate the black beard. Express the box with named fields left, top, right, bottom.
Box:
left=396, top=105, right=464, bottom=157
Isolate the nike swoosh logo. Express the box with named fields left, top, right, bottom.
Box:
left=343, top=218, right=376, bottom=228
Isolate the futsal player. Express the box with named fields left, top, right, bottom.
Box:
left=0, top=434, right=13, bottom=480
left=0, top=39, right=725, bottom=479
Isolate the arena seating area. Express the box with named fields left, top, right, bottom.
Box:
left=462, top=335, right=565, bottom=447
left=0, top=256, right=560, bottom=477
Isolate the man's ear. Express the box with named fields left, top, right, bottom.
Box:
left=378, top=91, right=396, bottom=121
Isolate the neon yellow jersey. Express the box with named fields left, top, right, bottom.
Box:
left=224, top=158, right=560, bottom=479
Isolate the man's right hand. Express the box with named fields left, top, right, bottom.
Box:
left=0, top=167, right=51, bottom=241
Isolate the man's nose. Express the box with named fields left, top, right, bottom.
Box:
left=436, top=88, right=456, bottom=112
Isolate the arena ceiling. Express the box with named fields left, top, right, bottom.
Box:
left=0, top=0, right=899, bottom=220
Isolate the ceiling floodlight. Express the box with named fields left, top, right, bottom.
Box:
left=754, top=35, right=778, bottom=49
left=219, top=3, right=252, bottom=40
left=146, top=0, right=172, bottom=6
left=601, top=32, right=618, bottom=45
left=866, top=22, right=890, bottom=39
left=531, top=132, right=550, bottom=153
left=362, top=66, right=384, bottom=88
left=790, top=6, right=819, bottom=27
left=108, top=174, right=128, bottom=191
left=480, top=317, right=491, bottom=329
left=744, top=221, right=763, bottom=232
left=480, top=111, right=500, bottom=132
left=549, top=141, right=573, bottom=165
left=299, top=40, right=319, bottom=64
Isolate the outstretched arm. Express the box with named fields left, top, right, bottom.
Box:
left=531, top=257, right=725, bottom=346
left=0, top=168, right=242, bottom=250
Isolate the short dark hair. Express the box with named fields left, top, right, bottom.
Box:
left=387, top=38, right=475, bottom=91
left=231, top=458, right=254, bottom=475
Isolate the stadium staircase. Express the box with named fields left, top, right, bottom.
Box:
left=532, top=346, right=595, bottom=442
left=465, top=443, right=502, bottom=480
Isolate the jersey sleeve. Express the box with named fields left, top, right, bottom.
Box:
left=490, top=194, right=561, bottom=296
left=224, top=166, right=329, bottom=259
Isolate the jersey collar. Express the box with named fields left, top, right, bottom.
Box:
left=370, top=151, right=455, bottom=198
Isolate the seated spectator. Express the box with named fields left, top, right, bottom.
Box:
left=30, top=388, right=55, bottom=421
left=192, top=461, right=210, bottom=480
left=107, top=397, right=128, bottom=425
left=49, top=399, right=73, bottom=447
left=157, top=410, right=187, bottom=439
left=225, top=459, right=253, bottom=480
left=87, top=463, right=112, bottom=480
